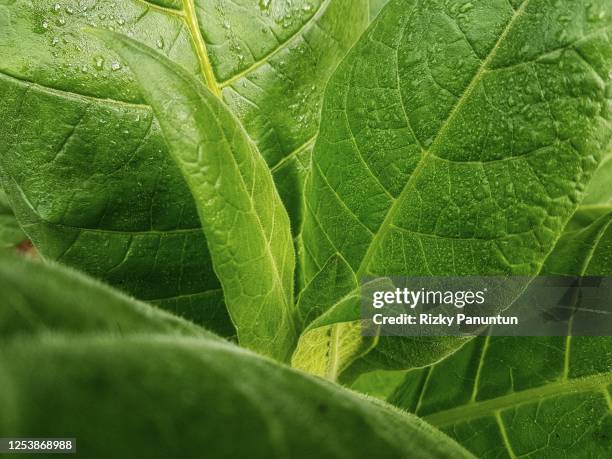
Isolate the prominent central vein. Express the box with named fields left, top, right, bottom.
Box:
left=355, top=0, right=531, bottom=278
left=423, top=371, right=612, bottom=426
left=182, top=0, right=221, bottom=97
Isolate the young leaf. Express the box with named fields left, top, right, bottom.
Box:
left=94, top=31, right=297, bottom=362
left=0, top=0, right=368, bottom=333
left=0, top=251, right=215, bottom=340
left=292, top=256, right=365, bottom=379
left=300, top=0, right=612, bottom=377
left=292, top=275, right=395, bottom=380
left=0, top=335, right=475, bottom=459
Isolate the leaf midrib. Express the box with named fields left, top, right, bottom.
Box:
left=423, top=371, right=612, bottom=427
left=355, top=0, right=531, bottom=278
left=182, top=0, right=221, bottom=97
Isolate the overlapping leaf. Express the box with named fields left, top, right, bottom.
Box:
left=351, top=143, right=612, bottom=457
left=0, top=335, right=475, bottom=459
left=95, top=31, right=298, bottom=361
left=300, top=0, right=612, bottom=379
left=0, top=251, right=215, bottom=339
left=0, top=0, right=368, bottom=334
left=0, top=254, right=474, bottom=459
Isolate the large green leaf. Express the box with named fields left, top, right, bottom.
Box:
left=387, top=335, right=611, bottom=458
left=96, top=31, right=297, bottom=362
left=362, top=193, right=612, bottom=457
left=0, top=334, right=474, bottom=459
left=0, top=244, right=472, bottom=458
left=0, top=251, right=215, bottom=340
left=0, top=0, right=368, bottom=334
left=291, top=254, right=374, bottom=379
left=300, top=0, right=612, bottom=378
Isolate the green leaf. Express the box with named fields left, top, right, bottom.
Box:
left=0, top=251, right=215, bottom=340
left=300, top=0, right=612, bottom=377
left=0, top=335, right=475, bottom=459
left=95, top=31, right=297, bottom=362
left=387, top=336, right=611, bottom=458
left=372, top=194, right=612, bottom=457
left=351, top=368, right=409, bottom=400
left=0, top=189, right=26, bottom=250
left=0, top=0, right=368, bottom=333
left=292, top=261, right=389, bottom=380
left=542, top=210, right=612, bottom=276
left=0, top=251, right=472, bottom=458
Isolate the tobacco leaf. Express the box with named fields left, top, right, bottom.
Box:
left=300, top=0, right=611, bottom=378
left=369, top=0, right=390, bottom=21
left=354, top=156, right=612, bottom=457
left=0, top=244, right=471, bottom=459
left=0, top=334, right=475, bottom=459
left=95, top=31, right=298, bottom=361
left=0, top=0, right=367, bottom=334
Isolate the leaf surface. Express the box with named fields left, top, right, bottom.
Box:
left=97, top=31, right=297, bottom=361
left=0, top=335, right=475, bottom=459
left=0, top=189, right=25, bottom=250
left=0, top=0, right=367, bottom=333
left=369, top=0, right=390, bottom=21
left=301, top=0, right=612, bottom=378
left=0, top=251, right=214, bottom=340
left=371, top=184, right=612, bottom=457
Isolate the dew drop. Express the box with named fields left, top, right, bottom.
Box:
left=156, top=38, right=165, bottom=49
left=42, top=20, right=49, bottom=29
left=111, top=61, right=122, bottom=71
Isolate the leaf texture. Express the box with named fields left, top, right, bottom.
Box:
left=301, top=0, right=612, bottom=377
left=0, top=189, right=25, bottom=250
left=0, top=0, right=368, bottom=333
left=0, top=335, right=475, bottom=459
left=365, top=168, right=612, bottom=457
left=97, top=31, right=297, bottom=361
